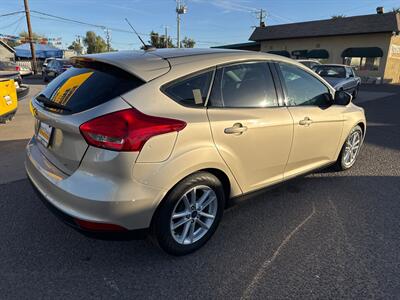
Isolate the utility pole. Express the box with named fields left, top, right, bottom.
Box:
left=256, top=8, right=266, bottom=27
left=23, top=0, right=37, bottom=74
left=164, top=26, right=169, bottom=48
left=176, top=0, right=187, bottom=48
left=104, top=28, right=111, bottom=52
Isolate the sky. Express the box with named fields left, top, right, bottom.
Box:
left=0, top=0, right=399, bottom=50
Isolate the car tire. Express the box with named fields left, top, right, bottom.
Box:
left=333, top=125, right=363, bottom=171
left=152, top=171, right=225, bottom=256
left=43, top=74, right=48, bottom=82
left=352, top=85, right=359, bottom=99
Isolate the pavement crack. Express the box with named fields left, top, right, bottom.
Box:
left=241, top=203, right=316, bottom=300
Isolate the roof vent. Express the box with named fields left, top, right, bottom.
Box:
left=376, top=7, right=384, bottom=14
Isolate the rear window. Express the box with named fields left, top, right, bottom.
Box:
left=162, top=70, right=213, bottom=107
left=38, top=61, right=144, bottom=114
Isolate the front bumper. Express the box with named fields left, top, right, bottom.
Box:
left=25, top=137, right=166, bottom=232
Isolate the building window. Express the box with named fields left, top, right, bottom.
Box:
left=344, top=57, right=380, bottom=71
left=341, top=47, right=383, bottom=71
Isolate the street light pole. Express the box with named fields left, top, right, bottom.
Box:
left=176, top=0, right=187, bottom=48
left=23, top=0, right=37, bottom=74
left=177, top=11, right=180, bottom=48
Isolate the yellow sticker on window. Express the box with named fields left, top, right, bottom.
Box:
left=52, top=72, right=93, bottom=105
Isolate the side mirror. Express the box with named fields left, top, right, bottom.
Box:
left=349, top=73, right=354, bottom=78
left=334, top=90, right=352, bottom=106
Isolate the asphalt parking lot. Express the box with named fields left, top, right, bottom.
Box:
left=0, top=78, right=399, bottom=299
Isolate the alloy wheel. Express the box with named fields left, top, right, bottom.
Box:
left=343, top=130, right=361, bottom=167
left=170, top=185, right=218, bottom=245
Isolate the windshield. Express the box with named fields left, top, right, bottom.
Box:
left=314, top=66, right=346, bottom=78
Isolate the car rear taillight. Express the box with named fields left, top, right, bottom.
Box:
left=15, top=66, right=20, bottom=71
left=79, top=108, right=186, bottom=152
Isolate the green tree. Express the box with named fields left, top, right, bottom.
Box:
left=145, top=31, right=175, bottom=48
left=393, top=7, right=400, bottom=13
left=181, top=36, right=195, bottom=48
left=331, top=14, right=346, bottom=19
left=19, top=31, right=45, bottom=42
left=83, top=31, right=108, bottom=54
left=68, top=40, right=83, bottom=54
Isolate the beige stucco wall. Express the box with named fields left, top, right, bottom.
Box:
left=385, top=35, right=400, bottom=84
left=259, top=33, right=394, bottom=83
left=0, top=45, right=14, bottom=61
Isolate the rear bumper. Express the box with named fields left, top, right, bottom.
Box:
left=0, top=108, right=17, bottom=124
left=28, top=176, right=148, bottom=239
left=25, top=137, right=166, bottom=232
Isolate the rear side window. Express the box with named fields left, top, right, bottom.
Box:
left=39, top=62, right=144, bottom=114
left=162, top=71, right=213, bottom=107
left=209, top=62, right=278, bottom=108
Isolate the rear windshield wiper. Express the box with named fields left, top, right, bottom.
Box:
left=35, top=94, right=71, bottom=112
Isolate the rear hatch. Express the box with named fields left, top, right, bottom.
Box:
left=31, top=53, right=170, bottom=175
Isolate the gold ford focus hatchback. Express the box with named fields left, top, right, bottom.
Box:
left=26, top=49, right=366, bottom=255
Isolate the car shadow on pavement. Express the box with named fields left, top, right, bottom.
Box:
left=0, top=139, right=30, bottom=184
left=0, top=173, right=399, bottom=298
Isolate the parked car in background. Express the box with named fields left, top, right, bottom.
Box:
left=26, top=49, right=366, bottom=255
left=297, top=59, right=321, bottom=69
left=18, top=64, right=33, bottom=76
left=0, top=65, right=30, bottom=100
left=314, top=64, right=361, bottom=98
left=0, top=60, right=33, bottom=77
left=42, top=59, right=72, bottom=82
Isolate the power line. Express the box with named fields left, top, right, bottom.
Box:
left=0, top=11, right=25, bottom=18
left=0, top=16, right=25, bottom=29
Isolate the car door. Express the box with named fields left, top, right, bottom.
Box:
left=207, top=61, right=293, bottom=193
left=276, top=62, right=345, bottom=179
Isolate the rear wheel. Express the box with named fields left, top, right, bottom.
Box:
left=333, top=125, right=363, bottom=171
left=152, top=172, right=225, bottom=256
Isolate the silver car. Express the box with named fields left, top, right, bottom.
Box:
left=313, top=64, right=361, bottom=98
left=26, top=49, right=366, bottom=255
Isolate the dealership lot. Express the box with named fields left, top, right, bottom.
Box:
left=0, top=79, right=399, bottom=298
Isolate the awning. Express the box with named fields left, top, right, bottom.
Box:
left=14, top=43, right=63, bottom=59
left=291, top=50, right=308, bottom=57
left=267, top=50, right=291, bottom=58
left=341, top=47, right=383, bottom=58
left=307, top=49, right=329, bottom=59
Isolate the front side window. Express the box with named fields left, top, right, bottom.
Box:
left=209, top=62, right=278, bottom=108
left=163, top=71, right=213, bottom=107
left=278, top=62, right=330, bottom=107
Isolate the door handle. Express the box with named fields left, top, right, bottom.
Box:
left=224, top=123, right=247, bottom=135
left=299, top=117, right=313, bottom=126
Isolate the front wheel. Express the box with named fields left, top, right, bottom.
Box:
left=352, top=85, right=360, bottom=99
left=333, top=125, right=363, bottom=171
left=152, top=172, right=225, bottom=256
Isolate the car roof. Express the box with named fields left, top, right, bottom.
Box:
left=74, top=48, right=297, bottom=82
